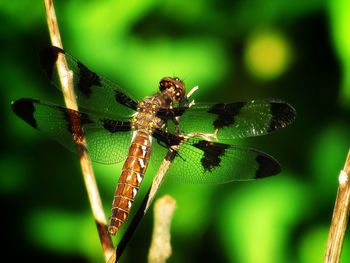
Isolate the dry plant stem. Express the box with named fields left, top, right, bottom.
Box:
left=148, top=195, right=176, bottom=263
left=43, top=0, right=114, bottom=261
left=145, top=149, right=178, bottom=212
left=324, top=149, right=350, bottom=263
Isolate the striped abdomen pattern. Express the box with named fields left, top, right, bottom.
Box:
left=108, top=131, right=152, bottom=235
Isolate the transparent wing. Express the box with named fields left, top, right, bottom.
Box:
left=156, top=99, right=296, bottom=141
left=12, top=98, right=132, bottom=164
left=151, top=130, right=281, bottom=184
left=40, top=46, right=138, bottom=118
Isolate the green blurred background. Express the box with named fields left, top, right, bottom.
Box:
left=2, top=0, right=350, bottom=262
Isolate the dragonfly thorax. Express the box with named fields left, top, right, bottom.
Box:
left=132, top=97, right=163, bottom=133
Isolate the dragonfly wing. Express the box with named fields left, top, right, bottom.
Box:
left=168, top=139, right=280, bottom=184
left=157, top=100, right=296, bottom=140
left=151, top=129, right=280, bottom=184
left=40, top=46, right=138, bottom=118
left=12, top=98, right=132, bottom=164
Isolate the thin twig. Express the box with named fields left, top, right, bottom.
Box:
left=145, top=150, right=178, bottom=211
left=148, top=195, right=176, bottom=263
left=324, top=149, right=350, bottom=263
left=43, top=1, right=114, bottom=261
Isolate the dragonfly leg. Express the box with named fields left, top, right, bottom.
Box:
left=185, top=129, right=219, bottom=142
left=173, top=116, right=182, bottom=135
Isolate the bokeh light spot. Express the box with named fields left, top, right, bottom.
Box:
left=244, top=30, right=292, bottom=81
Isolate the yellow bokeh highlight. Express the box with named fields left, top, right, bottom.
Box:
left=244, top=30, right=292, bottom=81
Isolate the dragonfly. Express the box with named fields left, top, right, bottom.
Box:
left=12, top=46, right=296, bottom=235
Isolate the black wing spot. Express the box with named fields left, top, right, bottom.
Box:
left=114, top=90, right=138, bottom=110
left=193, top=140, right=229, bottom=172
left=208, top=102, right=246, bottom=129
left=77, top=61, right=102, bottom=98
left=102, top=119, right=131, bottom=133
left=39, top=46, right=65, bottom=80
left=268, top=102, right=296, bottom=133
left=153, top=128, right=183, bottom=147
left=12, top=98, right=39, bottom=129
left=153, top=129, right=186, bottom=161
left=255, top=154, right=281, bottom=178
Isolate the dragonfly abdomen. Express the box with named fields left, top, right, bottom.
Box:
left=109, top=131, right=152, bottom=235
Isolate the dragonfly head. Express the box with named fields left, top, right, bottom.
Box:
left=159, top=77, right=186, bottom=102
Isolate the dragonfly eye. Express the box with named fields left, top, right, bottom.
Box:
left=159, top=77, right=186, bottom=101
left=159, top=78, right=172, bottom=91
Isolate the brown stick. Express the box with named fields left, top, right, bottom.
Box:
left=324, top=149, right=350, bottom=263
left=43, top=1, right=114, bottom=261
left=148, top=195, right=176, bottom=263
left=145, top=150, right=178, bottom=212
